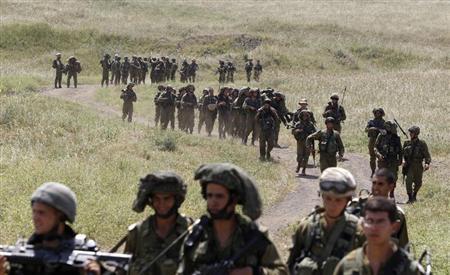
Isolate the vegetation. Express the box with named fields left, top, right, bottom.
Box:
left=0, top=0, right=449, bottom=272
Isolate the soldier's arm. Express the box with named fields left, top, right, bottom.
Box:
left=306, top=130, right=321, bottom=148
left=396, top=208, right=409, bottom=249
left=336, top=132, right=345, bottom=157
left=270, top=107, right=281, bottom=122
left=124, top=223, right=138, bottom=254
left=286, top=222, right=308, bottom=272
left=422, top=141, right=431, bottom=165
left=258, top=241, right=289, bottom=275
left=374, top=135, right=383, bottom=159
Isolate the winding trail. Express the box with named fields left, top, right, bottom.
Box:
left=42, top=85, right=383, bottom=245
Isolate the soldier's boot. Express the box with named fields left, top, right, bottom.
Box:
left=266, top=152, right=271, bottom=161
left=295, top=163, right=301, bottom=173
left=407, top=193, right=414, bottom=204
left=301, top=167, right=306, bottom=175
left=412, top=192, right=418, bottom=202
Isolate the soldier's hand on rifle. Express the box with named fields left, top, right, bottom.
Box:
left=83, top=259, right=101, bottom=275
left=230, top=267, right=253, bottom=275
left=0, top=255, right=7, bottom=275
left=424, top=163, right=430, bottom=171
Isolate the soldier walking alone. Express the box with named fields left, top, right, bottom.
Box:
left=120, top=83, right=137, bottom=123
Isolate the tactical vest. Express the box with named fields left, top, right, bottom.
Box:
left=377, top=134, right=401, bottom=160
left=318, top=131, right=339, bottom=155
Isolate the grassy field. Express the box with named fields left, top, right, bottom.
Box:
left=1, top=0, right=449, bottom=272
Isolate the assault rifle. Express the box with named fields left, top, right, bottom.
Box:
left=0, top=243, right=131, bottom=272
left=393, top=118, right=408, bottom=138
left=418, top=249, right=432, bottom=275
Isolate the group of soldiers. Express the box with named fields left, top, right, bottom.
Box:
left=215, top=59, right=263, bottom=83
left=0, top=164, right=427, bottom=275
left=52, top=53, right=82, bottom=88
left=100, top=54, right=200, bottom=86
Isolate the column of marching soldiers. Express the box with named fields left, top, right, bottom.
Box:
left=1, top=55, right=432, bottom=274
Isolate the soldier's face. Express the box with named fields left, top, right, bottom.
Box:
left=326, top=122, right=334, bottom=130
left=363, top=211, right=399, bottom=245
left=322, top=194, right=348, bottom=218
left=409, top=132, right=417, bottom=140
left=151, top=193, right=176, bottom=216
left=371, top=176, right=393, bottom=197
left=206, top=184, right=234, bottom=214
left=32, top=202, right=62, bottom=235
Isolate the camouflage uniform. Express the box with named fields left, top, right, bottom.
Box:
left=271, top=92, right=289, bottom=147
left=149, top=58, right=158, bottom=83
left=292, top=110, right=316, bottom=174
left=101, top=56, right=111, bottom=87
left=154, top=85, right=164, bottom=127
left=374, top=121, right=402, bottom=183
left=242, top=93, right=261, bottom=145
left=170, top=59, right=178, bottom=81
left=256, top=102, right=280, bottom=160
left=120, top=84, right=137, bottom=122
left=65, top=56, right=81, bottom=88
left=402, top=127, right=431, bottom=202
left=307, top=119, right=345, bottom=172
left=180, top=89, right=197, bottom=134
left=216, top=61, right=227, bottom=83
left=130, top=56, right=141, bottom=84
left=217, top=88, right=231, bottom=139
left=140, top=58, right=148, bottom=84
left=157, top=87, right=176, bottom=130
left=322, top=94, right=346, bottom=132
left=333, top=243, right=423, bottom=275
left=365, top=108, right=386, bottom=175
left=253, top=60, right=262, bottom=81
left=188, top=60, right=198, bottom=83
left=293, top=99, right=316, bottom=125
left=202, top=92, right=218, bottom=136
left=111, top=55, right=121, bottom=86
left=197, top=90, right=208, bottom=134
left=232, top=87, right=250, bottom=139
left=121, top=57, right=131, bottom=85
left=52, top=53, right=65, bottom=88
left=226, top=62, right=236, bottom=83
left=177, top=163, right=288, bottom=275
left=179, top=60, right=189, bottom=83
left=245, top=60, right=253, bottom=82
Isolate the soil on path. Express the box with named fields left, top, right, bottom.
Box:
left=42, top=85, right=384, bottom=244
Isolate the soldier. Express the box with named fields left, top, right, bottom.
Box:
left=261, top=87, right=275, bottom=102
left=292, top=110, right=316, bottom=174
left=365, top=108, right=386, bottom=177
left=216, top=60, right=227, bottom=83
left=52, top=53, right=65, bottom=88
left=334, top=197, right=423, bottom=275
left=65, top=56, right=81, bottom=88
left=154, top=85, right=165, bottom=127
left=307, top=117, right=345, bottom=172
left=177, top=163, right=288, bottom=275
left=101, top=54, right=111, bottom=87
left=180, top=85, right=197, bottom=134
left=229, top=88, right=240, bottom=137
left=256, top=98, right=280, bottom=161
left=188, top=59, right=198, bottom=83
left=244, top=59, right=253, bottom=82
left=170, top=58, right=178, bottom=81
left=197, top=88, right=209, bottom=134
left=110, top=54, right=121, bottom=86
left=121, top=57, right=130, bottom=85
left=130, top=56, right=141, bottom=84
left=232, top=87, right=250, bottom=139
left=202, top=88, right=218, bottom=136
left=293, top=98, right=316, bottom=125
left=179, top=60, right=189, bottom=83
left=176, top=87, right=187, bottom=131
left=124, top=172, right=192, bottom=275
left=242, top=88, right=261, bottom=145
left=0, top=182, right=101, bottom=275
left=217, top=87, right=231, bottom=139
left=374, top=120, right=402, bottom=199
left=157, top=86, right=176, bottom=130
left=322, top=93, right=346, bottom=132
left=164, top=57, right=172, bottom=82
left=271, top=92, right=289, bottom=148
left=347, top=168, right=409, bottom=248
left=120, top=83, right=137, bottom=123
left=253, top=60, right=263, bottom=81
left=149, top=57, right=158, bottom=83
left=140, top=57, right=149, bottom=84
left=287, top=167, right=364, bottom=275
left=226, top=61, right=236, bottom=83
left=402, top=126, right=431, bottom=203
left=155, top=58, right=165, bottom=83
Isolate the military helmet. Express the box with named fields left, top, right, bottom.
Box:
left=330, top=93, right=339, bottom=100
left=372, top=108, right=385, bottom=116
left=31, top=182, right=77, bottom=223
left=264, top=98, right=272, bottom=104
left=299, top=110, right=311, bottom=118
left=325, top=117, right=335, bottom=124
left=132, top=171, right=187, bottom=213
left=384, top=120, right=397, bottom=133
left=408, top=126, right=420, bottom=135
left=171, top=58, right=176, bottom=62
left=298, top=98, right=308, bottom=105
left=194, top=163, right=262, bottom=220
left=56, top=53, right=62, bottom=57
left=127, top=82, right=135, bottom=88
left=319, top=167, right=356, bottom=198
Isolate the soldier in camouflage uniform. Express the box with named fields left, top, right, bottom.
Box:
left=287, top=167, right=364, bottom=275
left=180, top=85, right=197, bottom=134
left=121, top=57, right=130, bottom=85
left=140, top=57, right=149, bottom=84
left=374, top=120, right=402, bottom=199
left=293, top=98, right=316, bottom=125
left=256, top=98, right=280, bottom=161
left=322, top=93, right=346, bottom=132
left=170, top=58, right=178, bottom=81
left=217, top=87, right=231, bottom=139
left=253, top=60, right=263, bottom=82
left=245, top=59, right=253, bottom=82
left=188, top=59, right=198, bottom=83
left=110, top=54, right=121, bottom=86
left=130, top=56, right=141, bottom=84
left=120, top=83, right=137, bottom=123
left=347, top=168, right=409, bottom=248
left=334, top=197, right=423, bottom=275
left=164, top=57, right=172, bottom=82
left=52, top=53, right=65, bottom=88
left=292, top=110, right=316, bottom=175
left=149, top=57, right=158, bottom=83
left=271, top=92, right=289, bottom=148
left=216, top=60, right=227, bottom=83
left=365, top=108, right=386, bottom=177
left=153, top=85, right=165, bottom=127
left=177, top=163, right=288, bottom=275
left=179, top=60, right=189, bottom=83
left=402, top=126, right=431, bottom=203
left=65, top=56, right=81, bottom=88
left=197, top=89, right=209, bottom=134
left=226, top=61, right=236, bottom=83
left=125, top=172, right=192, bottom=275
left=157, top=86, right=176, bottom=130
left=229, top=88, right=240, bottom=137
left=233, top=87, right=250, bottom=139
left=307, top=117, right=345, bottom=172
left=242, top=88, right=261, bottom=145
left=99, top=54, right=111, bottom=87
left=175, top=87, right=187, bottom=131
left=202, top=88, right=218, bottom=137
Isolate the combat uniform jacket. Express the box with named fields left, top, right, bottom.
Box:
left=293, top=107, right=316, bottom=125
left=365, top=118, right=385, bottom=139
left=347, top=197, right=409, bottom=248
left=52, top=59, right=65, bottom=72
left=177, top=214, right=288, bottom=275
left=322, top=103, right=346, bottom=131
left=287, top=208, right=364, bottom=275
left=374, top=133, right=402, bottom=180
left=333, top=243, right=424, bottom=275
left=292, top=120, right=316, bottom=142
left=125, top=214, right=192, bottom=275
left=307, top=129, right=345, bottom=157
left=402, top=139, right=431, bottom=167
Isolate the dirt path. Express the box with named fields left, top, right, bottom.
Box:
left=42, top=85, right=381, bottom=240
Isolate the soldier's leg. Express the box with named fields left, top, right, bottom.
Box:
left=128, top=105, right=133, bottom=122
left=155, top=106, right=160, bottom=126
left=368, top=139, right=376, bottom=176
left=412, top=165, right=424, bottom=201
left=67, top=73, right=71, bottom=87
left=274, top=120, right=281, bottom=146
left=266, top=132, right=274, bottom=160
left=405, top=169, right=414, bottom=202
left=319, top=154, right=327, bottom=172
left=54, top=74, right=58, bottom=88
left=329, top=155, right=337, bottom=168
left=122, top=104, right=127, bottom=121
left=252, top=122, right=260, bottom=145
left=170, top=108, right=175, bottom=130
left=259, top=132, right=267, bottom=160
left=73, top=73, right=77, bottom=88
left=57, top=72, right=63, bottom=88
left=243, top=116, right=252, bottom=144
left=246, top=71, right=251, bottom=82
